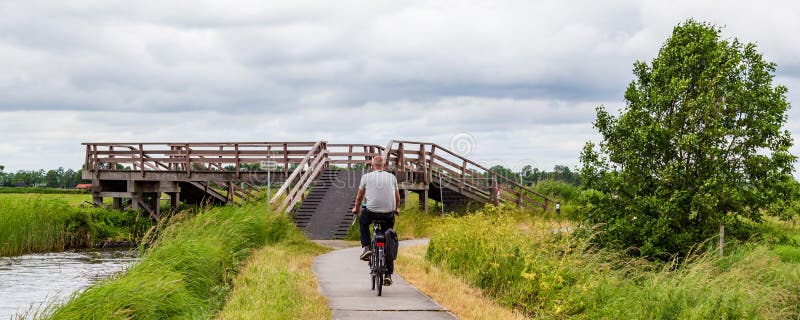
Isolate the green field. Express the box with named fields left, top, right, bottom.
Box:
left=0, top=187, right=89, bottom=195
left=0, top=193, right=93, bottom=206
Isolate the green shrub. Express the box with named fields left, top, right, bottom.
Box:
left=533, top=180, right=580, bottom=202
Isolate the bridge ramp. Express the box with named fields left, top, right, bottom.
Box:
left=294, top=169, right=364, bottom=240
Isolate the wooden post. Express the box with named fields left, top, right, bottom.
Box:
left=92, top=193, right=103, bottom=207
left=234, top=143, right=240, bottom=179
left=419, top=189, right=429, bottom=212
left=138, top=144, right=145, bottom=178
left=84, top=145, right=91, bottom=171
left=348, top=145, right=353, bottom=169
left=218, top=145, right=223, bottom=171
left=131, top=192, right=142, bottom=211
left=112, top=197, right=122, bottom=210
left=170, top=192, right=180, bottom=210
left=460, top=159, right=467, bottom=192
left=283, top=143, right=289, bottom=176
left=151, top=193, right=161, bottom=220
left=397, top=143, right=405, bottom=171
left=109, top=145, right=115, bottom=168
left=92, top=144, right=100, bottom=172
left=419, top=144, right=427, bottom=185
left=367, top=146, right=373, bottom=169
left=490, top=177, right=499, bottom=205
left=185, top=144, right=191, bottom=178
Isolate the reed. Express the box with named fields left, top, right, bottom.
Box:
left=0, top=194, right=146, bottom=256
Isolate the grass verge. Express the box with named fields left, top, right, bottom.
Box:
left=216, top=231, right=330, bottom=319
left=0, top=194, right=150, bottom=256
left=396, top=244, right=527, bottom=320
left=46, top=203, right=285, bottom=319
left=426, top=204, right=800, bottom=319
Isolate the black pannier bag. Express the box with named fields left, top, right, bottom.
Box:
left=384, top=228, right=399, bottom=261
left=374, top=232, right=386, bottom=244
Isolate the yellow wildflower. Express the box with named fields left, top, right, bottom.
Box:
left=521, top=271, right=536, bottom=281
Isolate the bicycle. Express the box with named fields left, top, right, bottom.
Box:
left=368, top=218, right=389, bottom=296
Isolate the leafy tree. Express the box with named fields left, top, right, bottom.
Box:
left=580, top=20, right=795, bottom=257
left=45, top=169, right=60, bottom=188
left=489, top=165, right=520, bottom=182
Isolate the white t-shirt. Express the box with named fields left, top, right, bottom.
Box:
left=359, top=170, right=398, bottom=213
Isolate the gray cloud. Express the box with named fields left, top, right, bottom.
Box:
left=0, top=0, right=798, bottom=172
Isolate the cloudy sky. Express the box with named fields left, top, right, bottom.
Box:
left=0, top=0, right=799, bottom=172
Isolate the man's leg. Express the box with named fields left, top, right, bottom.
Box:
left=359, top=209, right=372, bottom=248
left=386, top=213, right=396, bottom=275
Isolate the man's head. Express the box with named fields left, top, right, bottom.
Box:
left=372, top=155, right=385, bottom=170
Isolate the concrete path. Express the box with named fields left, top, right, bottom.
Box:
left=313, top=239, right=457, bottom=320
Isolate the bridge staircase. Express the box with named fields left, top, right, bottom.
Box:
left=292, top=169, right=364, bottom=239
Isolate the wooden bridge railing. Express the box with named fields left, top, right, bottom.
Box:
left=83, top=142, right=321, bottom=178
left=272, top=141, right=327, bottom=213
left=326, top=143, right=385, bottom=169
left=382, top=140, right=552, bottom=211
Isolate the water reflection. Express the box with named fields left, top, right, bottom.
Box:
left=0, top=249, right=138, bottom=319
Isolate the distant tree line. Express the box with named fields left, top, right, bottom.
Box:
left=0, top=165, right=89, bottom=188
left=489, top=164, right=580, bottom=186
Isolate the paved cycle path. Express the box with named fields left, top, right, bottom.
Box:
left=313, top=239, right=457, bottom=320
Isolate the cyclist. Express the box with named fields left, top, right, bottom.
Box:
left=351, top=155, right=400, bottom=286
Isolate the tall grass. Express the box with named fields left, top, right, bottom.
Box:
left=46, top=203, right=292, bottom=319
left=0, top=195, right=148, bottom=256
left=427, top=204, right=800, bottom=319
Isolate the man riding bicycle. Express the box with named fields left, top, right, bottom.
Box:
left=351, top=155, right=399, bottom=286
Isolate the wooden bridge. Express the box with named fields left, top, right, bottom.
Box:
left=83, top=140, right=552, bottom=239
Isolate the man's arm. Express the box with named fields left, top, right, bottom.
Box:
left=394, top=175, right=400, bottom=214
left=351, top=189, right=365, bottom=215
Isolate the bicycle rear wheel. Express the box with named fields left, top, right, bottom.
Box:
left=370, top=244, right=377, bottom=290
left=377, top=247, right=384, bottom=296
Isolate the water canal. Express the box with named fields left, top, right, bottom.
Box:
left=0, top=249, right=138, bottom=319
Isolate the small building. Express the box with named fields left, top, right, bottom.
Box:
left=75, top=183, right=92, bottom=190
